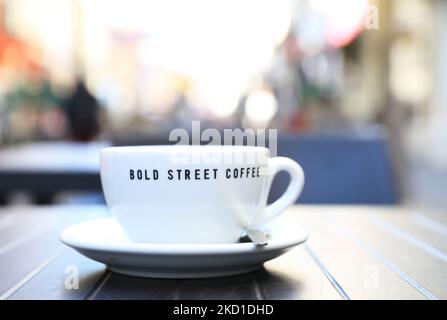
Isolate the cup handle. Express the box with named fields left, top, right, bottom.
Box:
left=250, top=157, right=305, bottom=228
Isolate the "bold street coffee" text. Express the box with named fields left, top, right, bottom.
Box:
left=129, top=167, right=261, bottom=181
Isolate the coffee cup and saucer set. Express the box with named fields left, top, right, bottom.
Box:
left=60, top=146, right=308, bottom=278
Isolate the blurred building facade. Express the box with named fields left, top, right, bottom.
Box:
left=0, top=0, right=445, bottom=172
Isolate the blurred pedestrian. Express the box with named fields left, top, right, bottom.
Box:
left=64, top=80, right=100, bottom=142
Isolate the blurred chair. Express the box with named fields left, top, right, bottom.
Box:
left=269, top=129, right=399, bottom=204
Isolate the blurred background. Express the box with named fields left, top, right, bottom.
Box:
left=0, top=0, right=445, bottom=209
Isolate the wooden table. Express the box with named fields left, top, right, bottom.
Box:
left=0, top=205, right=445, bottom=300
left=0, top=142, right=108, bottom=203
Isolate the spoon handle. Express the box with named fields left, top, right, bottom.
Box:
left=247, top=229, right=269, bottom=246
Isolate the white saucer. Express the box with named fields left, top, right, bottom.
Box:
left=60, top=218, right=308, bottom=279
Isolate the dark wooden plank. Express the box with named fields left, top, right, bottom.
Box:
left=3, top=204, right=445, bottom=300
left=321, top=207, right=446, bottom=299
left=7, top=249, right=106, bottom=300
left=405, top=205, right=447, bottom=225
left=0, top=212, right=18, bottom=232
left=0, top=212, right=48, bottom=248
left=0, top=205, right=109, bottom=299
left=286, top=207, right=428, bottom=299
left=174, top=273, right=262, bottom=300
left=92, top=274, right=178, bottom=300
left=413, top=212, right=447, bottom=239
left=0, top=219, right=61, bottom=296
left=255, top=246, right=342, bottom=300
left=375, top=208, right=447, bottom=249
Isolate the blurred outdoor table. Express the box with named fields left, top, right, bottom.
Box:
left=0, top=205, right=445, bottom=300
left=0, top=142, right=109, bottom=204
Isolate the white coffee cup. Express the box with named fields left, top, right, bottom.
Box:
left=100, top=145, right=304, bottom=244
